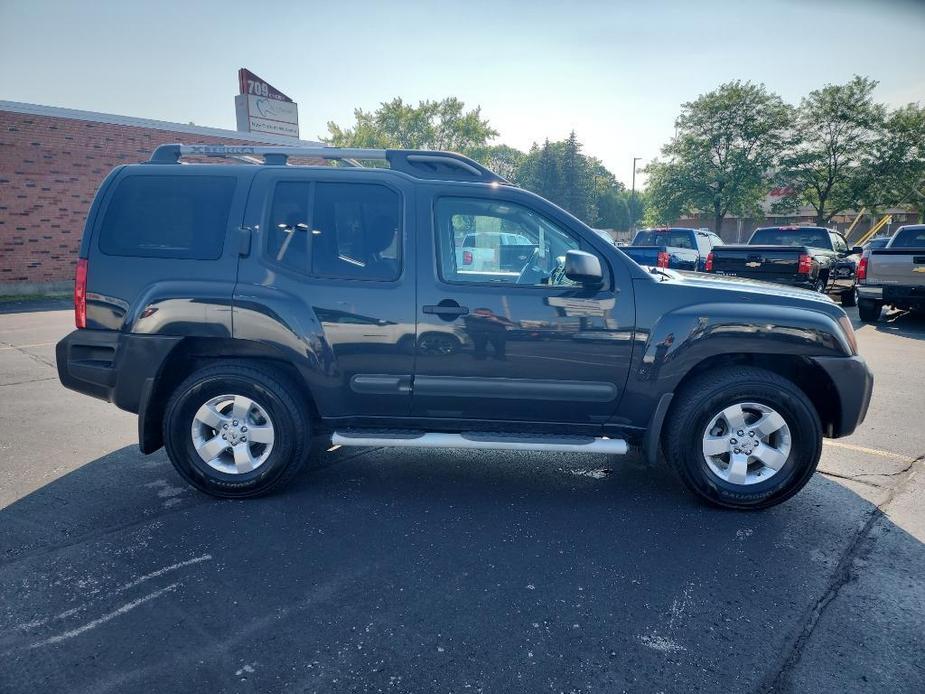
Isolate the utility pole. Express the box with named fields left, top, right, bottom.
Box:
left=631, top=157, right=642, bottom=230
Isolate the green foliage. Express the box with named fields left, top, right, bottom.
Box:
left=776, top=76, right=885, bottom=225
left=644, top=81, right=791, bottom=232
left=514, top=132, right=627, bottom=227
left=325, top=97, right=499, bottom=153
left=863, top=103, right=925, bottom=220
left=466, top=143, right=525, bottom=183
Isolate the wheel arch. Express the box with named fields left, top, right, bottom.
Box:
left=665, top=353, right=841, bottom=439
left=139, top=337, right=318, bottom=454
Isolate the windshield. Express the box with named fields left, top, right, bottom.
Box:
left=632, top=229, right=694, bottom=249
left=890, top=226, right=925, bottom=247
left=749, top=228, right=829, bottom=248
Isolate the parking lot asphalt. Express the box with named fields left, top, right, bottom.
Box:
left=1, top=300, right=923, bottom=693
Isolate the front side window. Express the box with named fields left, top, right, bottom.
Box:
left=435, top=197, right=595, bottom=287
left=830, top=233, right=848, bottom=253
left=99, top=175, right=236, bottom=259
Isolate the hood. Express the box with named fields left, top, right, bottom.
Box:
left=642, top=268, right=845, bottom=318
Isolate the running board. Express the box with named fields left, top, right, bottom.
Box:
left=330, top=430, right=628, bottom=455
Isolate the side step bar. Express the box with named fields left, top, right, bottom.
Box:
left=331, top=431, right=628, bottom=455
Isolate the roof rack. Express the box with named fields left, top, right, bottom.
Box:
left=147, top=144, right=509, bottom=183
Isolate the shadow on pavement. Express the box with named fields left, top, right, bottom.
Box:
left=0, top=444, right=922, bottom=693
left=849, top=307, right=925, bottom=340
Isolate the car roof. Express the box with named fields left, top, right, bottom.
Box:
left=145, top=144, right=510, bottom=186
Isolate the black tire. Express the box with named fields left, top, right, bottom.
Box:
left=812, top=277, right=827, bottom=294
left=858, top=299, right=882, bottom=323
left=840, top=287, right=857, bottom=307
left=163, top=361, right=311, bottom=498
left=662, top=366, right=822, bottom=510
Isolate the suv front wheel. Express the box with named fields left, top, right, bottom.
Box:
left=663, top=366, right=822, bottom=509
left=163, top=362, right=311, bottom=497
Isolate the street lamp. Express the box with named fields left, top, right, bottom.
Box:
left=631, top=157, right=642, bottom=230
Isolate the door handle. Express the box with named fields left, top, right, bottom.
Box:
left=423, top=301, right=469, bottom=317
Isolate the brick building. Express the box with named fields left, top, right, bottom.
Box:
left=0, top=101, right=323, bottom=295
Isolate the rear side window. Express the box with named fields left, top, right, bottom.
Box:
left=267, top=181, right=311, bottom=272
left=311, top=182, right=401, bottom=281
left=99, top=175, right=236, bottom=259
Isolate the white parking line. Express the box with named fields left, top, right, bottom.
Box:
left=823, top=440, right=909, bottom=460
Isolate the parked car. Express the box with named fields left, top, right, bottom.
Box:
left=624, top=227, right=723, bottom=272
left=707, top=226, right=861, bottom=306
left=57, top=144, right=872, bottom=510
left=456, top=230, right=536, bottom=275
left=856, top=224, right=925, bottom=322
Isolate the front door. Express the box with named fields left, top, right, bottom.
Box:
left=411, top=190, right=635, bottom=426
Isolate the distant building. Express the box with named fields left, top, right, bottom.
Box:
left=0, top=100, right=323, bottom=294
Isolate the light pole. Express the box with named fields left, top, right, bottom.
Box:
left=631, top=157, right=642, bottom=230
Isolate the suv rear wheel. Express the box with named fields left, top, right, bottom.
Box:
left=663, top=366, right=822, bottom=509
left=163, top=362, right=311, bottom=497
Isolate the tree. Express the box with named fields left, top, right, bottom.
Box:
left=466, top=144, right=525, bottom=183
left=776, top=76, right=885, bottom=225
left=514, top=133, right=624, bottom=226
left=644, top=81, right=791, bottom=233
left=325, top=97, right=498, bottom=154
left=863, top=103, right=925, bottom=221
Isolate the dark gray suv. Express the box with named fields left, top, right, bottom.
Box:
left=57, top=144, right=873, bottom=509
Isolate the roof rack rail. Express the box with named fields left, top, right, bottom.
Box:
left=147, top=144, right=509, bottom=183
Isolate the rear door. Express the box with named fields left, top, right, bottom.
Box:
left=411, top=186, right=635, bottom=426
left=234, top=169, right=416, bottom=418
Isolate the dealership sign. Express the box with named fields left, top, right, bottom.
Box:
left=234, top=68, right=300, bottom=139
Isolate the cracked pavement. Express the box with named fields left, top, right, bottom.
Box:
left=0, top=300, right=922, bottom=693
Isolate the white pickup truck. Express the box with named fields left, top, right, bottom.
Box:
left=856, top=224, right=925, bottom=322
left=455, top=231, right=536, bottom=274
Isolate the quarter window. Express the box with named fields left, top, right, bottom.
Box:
left=99, top=175, right=236, bottom=259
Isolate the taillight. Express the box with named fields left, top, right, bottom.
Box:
left=463, top=250, right=473, bottom=265
left=797, top=254, right=812, bottom=274
left=856, top=256, right=868, bottom=281
left=656, top=251, right=670, bottom=268
left=74, top=258, right=88, bottom=329
left=704, top=252, right=714, bottom=272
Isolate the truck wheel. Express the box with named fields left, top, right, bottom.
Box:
left=163, top=362, right=311, bottom=498
left=662, top=366, right=822, bottom=510
left=812, top=278, right=826, bottom=293
left=858, top=300, right=882, bottom=323
left=840, top=288, right=857, bottom=307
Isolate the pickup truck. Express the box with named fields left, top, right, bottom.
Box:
left=625, top=227, right=723, bottom=272
left=857, top=224, right=925, bottom=322
left=707, top=226, right=861, bottom=306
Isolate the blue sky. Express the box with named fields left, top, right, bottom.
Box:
left=2, top=0, right=923, bottom=186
